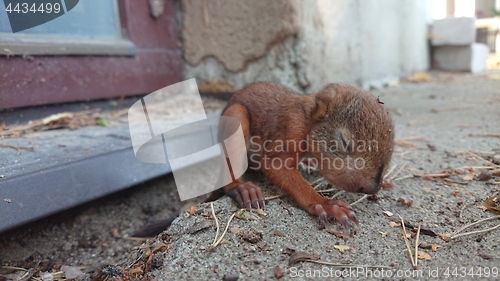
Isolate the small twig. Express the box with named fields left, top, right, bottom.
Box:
left=211, top=202, right=220, bottom=245
left=450, top=224, right=500, bottom=240
left=458, top=202, right=474, bottom=219
left=350, top=194, right=368, bottom=206
left=463, top=150, right=500, bottom=168
left=450, top=215, right=500, bottom=238
left=212, top=212, right=237, bottom=247
left=383, top=164, right=397, bottom=180
left=317, top=188, right=337, bottom=193
left=122, top=237, right=150, bottom=242
left=399, top=215, right=416, bottom=268
left=309, top=177, right=325, bottom=186
left=443, top=178, right=469, bottom=186
left=456, top=166, right=496, bottom=170
left=0, top=265, right=28, bottom=271
left=414, top=222, right=421, bottom=267
left=389, top=163, right=407, bottom=180
left=312, top=180, right=327, bottom=190
left=393, top=175, right=414, bottom=181
left=51, top=271, right=65, bottom=278
left=395, top=137, right=426, bottom=148
left=330, top=190, right=344, bottom=199
left=414, top=173, right=450, bottom=178
left=305, top=260, right=392, bottom=269
left=0, top=143, right=34, bottom=155
left=469, top=133, right=500, bottom=138
left=264, top=194, right=287, bottom=201
left=394, top=150, right=412, bottom=157
left=396, top=137, right=426, bottom=142
left=18, top=268, right=34, bottom=281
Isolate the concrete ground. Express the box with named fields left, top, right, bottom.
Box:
left=1, top=71, right=499, bottom=280
left=142, top=71, right=500, bottom=281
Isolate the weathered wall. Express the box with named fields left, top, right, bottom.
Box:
left=179, top=0, right=430, bottom=93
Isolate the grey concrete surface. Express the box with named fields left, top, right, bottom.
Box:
left=0, top=71, right=499, bottom=281
left=145, top=72, right=500, bottom=280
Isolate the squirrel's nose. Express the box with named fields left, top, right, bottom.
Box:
left=362, top=181, right=381, bottom=194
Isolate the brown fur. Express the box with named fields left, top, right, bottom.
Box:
left=219, top=82, right=394, bottom=226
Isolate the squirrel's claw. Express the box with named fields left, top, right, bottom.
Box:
left=227, top=182, right=265, bottom=210
left=310, top=200, right=357, bottom=234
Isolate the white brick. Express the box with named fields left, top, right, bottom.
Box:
left=434, top=43, right=489, bottom=73
left=432, top=17, right=476, bottom=46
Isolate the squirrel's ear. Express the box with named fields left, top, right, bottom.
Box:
left=312, top=91, right=335, bottom=120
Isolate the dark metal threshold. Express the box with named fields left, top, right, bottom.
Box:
left=0, top=95, right=227, bottom=233
left=0, top=147, right=171, bottom=232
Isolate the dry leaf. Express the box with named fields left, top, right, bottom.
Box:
left=383, top=211, right=394, bottom=217
left=417, top=251, right=431, bottom=260
left=431, top=244, right=441, bottom=252
left=462, top=170, right=475, bottom=181
left=480, top=194, right=500, bottom=214
left=187, top=205, right=198, bottom=215
left=451, top=189, right=461, bottom=196
left=334, top=245, right=350, bottom=253
left=389, top=221, right=400, bottom=228
left=396, top=198, right=413, bottom=208
left=381, top=180, right=395, bottom=189
left=274, top=266, right=284, bottom=279
left=289, top=251, right=321, bottom=264
left=478, top=251, right=493, bottom=260
left=408, top=71, right=430, bottom=82
left=42, top=112, right=74, bottom=125
left=235, top=208, right=267, bottom=220
left=152, top=242, right=169, bottom=253
left=437, top=233, right=451, bottom=242
left=422, top=187, right=431, bottom=193
left=129, top=266, right=143, bottom=275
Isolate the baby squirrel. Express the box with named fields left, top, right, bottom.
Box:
left=132, top=82, right=394, bottom=237
left=219, top=82, right=394, bottom=230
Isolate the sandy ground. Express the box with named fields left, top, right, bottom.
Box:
left=1, top=71, right=500, bottom=281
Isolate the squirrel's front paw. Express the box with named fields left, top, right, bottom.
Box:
left=309, top=200, right=358, bottom=233
left=226, top=181, right=265, bottom=210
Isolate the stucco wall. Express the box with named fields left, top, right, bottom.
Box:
left=179, top=0, right=430, bottom=93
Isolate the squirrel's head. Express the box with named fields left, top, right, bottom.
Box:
left=308, top=84, right=395, bottom=194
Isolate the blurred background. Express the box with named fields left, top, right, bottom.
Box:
left=0, top=0, right=499, bottom=109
